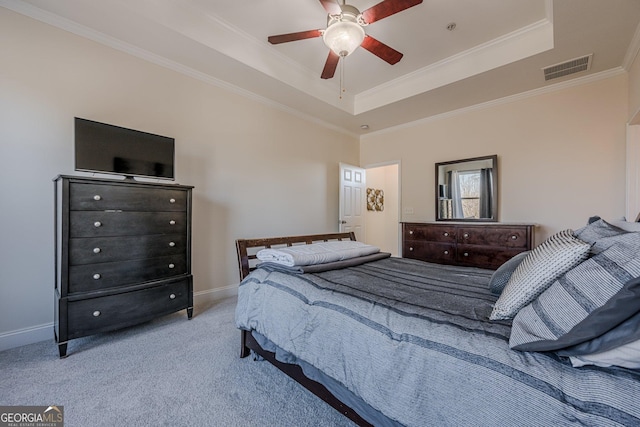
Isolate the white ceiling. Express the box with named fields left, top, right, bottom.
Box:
left=4, top=0, right=640, bottom=136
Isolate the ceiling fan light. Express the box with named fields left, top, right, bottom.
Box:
left=323, top=20, right=365, bottom=57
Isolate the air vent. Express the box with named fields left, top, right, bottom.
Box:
left=543, top=54, right=592, bottom=81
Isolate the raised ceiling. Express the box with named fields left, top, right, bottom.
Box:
left=4, top=0, right=640, bottom=136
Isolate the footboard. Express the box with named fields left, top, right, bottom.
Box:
left=235, top=231, right=356, bottom=281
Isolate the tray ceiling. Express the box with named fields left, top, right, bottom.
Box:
left=3, top=0, right=640, bottom=136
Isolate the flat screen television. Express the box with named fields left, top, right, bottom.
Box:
left=74, top=117, right=175, bottom=180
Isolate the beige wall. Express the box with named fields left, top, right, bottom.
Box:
left=360, top=74, right=629, bottom=243
left=0, top=9, right=359, bottom=348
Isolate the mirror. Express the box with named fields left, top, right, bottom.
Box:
left=435, top=154, right=498, bottom=221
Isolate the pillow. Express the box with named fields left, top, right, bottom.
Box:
left=611, top=217, right=640, bottom=233
left=512, top=276, right=640, bottom=353
left=489, top=230, right=591, bottom=320
left=574, top=218, right=628, bottom=254
left=586, top=215, right=601, bottom=224
left=557, top=306, right=640, bottom=356
left=488, top=251, right=530, bottom=295
left=509, top=232, right=640, bottom=350
left=568, top=339, right=640, bottom=369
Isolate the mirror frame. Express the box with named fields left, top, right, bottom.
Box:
left=435, top=154, right=498, bottom=222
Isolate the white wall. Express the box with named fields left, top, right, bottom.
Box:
left=360, top=74, right=629, bottom=243
left=629, top=47, right=640, bottom=121
left=627, top=50, right=640, bottom=221
left=0, top=9, right=359, bottom=350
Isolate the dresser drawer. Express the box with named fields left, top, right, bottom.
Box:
left=404, top=224, right=456, bottom=243
left=69, top=234, right=186, bottom=265
left=70, top=211, right=186, bottom=237
left=403, top=241, right=455, bottom=264
left=457, top=227, right=530, bottom=249
left=69, top=256, right=188, bottom=293
left=66, top=277, right=190, bottom=340
left=70, top=183, right=187, bottom=212
left=456, top=245, right=525, bottom=269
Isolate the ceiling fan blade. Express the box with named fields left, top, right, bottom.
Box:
left=319, top=0, right=342, bottom=15
left=268, top=29, right=323, bottom=44
left=361, top=36, right=403, bottom=65
left=361, top=0, right=423, bottom=24
left=321, top=50, right=340, bottom=79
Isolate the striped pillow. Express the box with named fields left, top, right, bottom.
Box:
left=574, top=218, right=628, bottom=254
left=489, top=230, right=591, bottom=320
left=510, top=232, right=640, bottom=349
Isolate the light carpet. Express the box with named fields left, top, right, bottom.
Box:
left=0, top=296, right=355, bottom=427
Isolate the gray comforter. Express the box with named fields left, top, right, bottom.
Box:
left=235, top=257, right=640, bottom=426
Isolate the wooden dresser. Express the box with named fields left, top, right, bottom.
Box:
left=402, top=222, right=534, bottom=270
left=54, top=175, right=193, bottom=357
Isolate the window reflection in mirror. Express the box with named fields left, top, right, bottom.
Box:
left=436, top=155, right=497, bottom=221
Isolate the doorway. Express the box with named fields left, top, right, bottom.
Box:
left=627, top=121, right=640, bottom=221
left=364, top=162, right=400, bottom=256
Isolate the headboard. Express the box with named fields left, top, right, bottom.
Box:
left=235, top=232, right=356, bottom=281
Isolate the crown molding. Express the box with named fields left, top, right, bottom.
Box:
left=354, top=4, right=554, bottom=114
left=623, top=19, right=640, bottom=70
left=0, top=0, right=358, bottom=138
left=361, top=67, right=626, bottom=140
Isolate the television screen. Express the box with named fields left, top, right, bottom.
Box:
left=74, top=117, right=175, bottom=180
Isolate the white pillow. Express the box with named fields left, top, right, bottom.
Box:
left=490, top=230, right=591, bottom=320
left=569, top=339, right=640, bottom=369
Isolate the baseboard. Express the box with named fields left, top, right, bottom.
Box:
left=0, top=323, right=53, bottom=353
left=0, top=284, right=239, bottom=353
left=194, top=283, right=238, bottom=303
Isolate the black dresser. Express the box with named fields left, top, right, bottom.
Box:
left=54, top=175, right=193, bottom=357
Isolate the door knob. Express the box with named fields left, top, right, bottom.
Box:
left=339, top=220, right=347, bottom=224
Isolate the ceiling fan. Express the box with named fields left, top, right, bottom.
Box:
left=268, top=0, right=423, bottom=79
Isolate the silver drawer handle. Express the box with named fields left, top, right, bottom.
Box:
left=463, top=252, right=469, bottom=257
left=511, top=235, right=518, bottom=240
left=169, top=198, right=176, bottom=204
left=93, top=273, right=101, bottom=280
left=444, top=250, right=449, bottom=255
left=409, top=247, right=414, bottom=251
left=443, top=232, right=449, bottom=237
left=169, top=220, right=176, bottom=225
left=169, top=241, right=176, bottom=247
left=93, top=247, right=101, bottom=254
left=409, top=230, right=414, bottom=235
left=93, top=195, right=101, bottom=201
left=94, top=221, right=102, bottom=228
left=93, top=310, right=101, bottom=317
left=463, top=233, right=469, bottom=239
left=168, top=263, right=175, bottom=269
left=169, top=293, right=176, bottom=300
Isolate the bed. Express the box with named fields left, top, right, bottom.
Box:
left=234, top=227, right=640, bottom=426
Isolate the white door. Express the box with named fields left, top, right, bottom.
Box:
left=339, top=163, right=366, bottom=241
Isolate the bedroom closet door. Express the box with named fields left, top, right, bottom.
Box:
left=339, top=163, right=366, bottom=241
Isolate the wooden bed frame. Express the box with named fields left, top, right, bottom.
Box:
left=235, top=231, right=373, bottom=427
